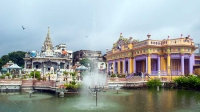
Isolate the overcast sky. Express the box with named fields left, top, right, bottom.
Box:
left=0, top=0, right=200, bottom=57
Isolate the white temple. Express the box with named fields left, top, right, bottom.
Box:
left=23, top=27, right=73, bottom=78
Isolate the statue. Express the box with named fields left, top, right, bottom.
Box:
left=50, top=66, right=54, bottom=74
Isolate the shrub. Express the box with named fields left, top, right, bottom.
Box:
left=111, top=74, right=116, bottom=77
left=117, top=74, right=126, bottom=78
left=64, top=83, right=82, bottom=89
left=174, top=76, right=200, bottom=89
left=0, top=75, right=5, bottom=79
left=147, top=79, right=162, bottom=88
left=30, top=71, right=41, bottom=80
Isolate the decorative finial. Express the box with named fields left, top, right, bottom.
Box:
left=47, top=27, right=50, bottom=36
left=147, top=33, right=151, bottom=39
left=188, top=35, right=190, bottom=38
left=181, top=34, right=183, bottom=37
left=168, top=36, right=169, bottom=39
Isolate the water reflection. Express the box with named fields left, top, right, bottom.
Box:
left=0, top=89, right=200, bottom=112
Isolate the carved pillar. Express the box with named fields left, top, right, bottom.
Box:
left=146, top=56, right=148, bottom=73
left=123, top=59, right=126, bottom=74
left=113, top=61, right=115, bottom=74
left=147, top=54, right=151, bottom=74
left=158, top=55, right=160, bottom=71
left=189, top=54, right=194, bottom=74
left=181, top=54, right=184, bottom=75
left=133, top=58, right=136, bottom=73
left=167, top=54, right=171, bottom=75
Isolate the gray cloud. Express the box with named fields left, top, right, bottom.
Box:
left=0, top=0, right=200, bottom=56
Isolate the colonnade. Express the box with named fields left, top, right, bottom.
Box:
left=107, top=54, right=194, bottom=76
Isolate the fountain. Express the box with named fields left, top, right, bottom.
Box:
left=56, top=87, right=68, bottom=97
left=89, top=85, right=104, bottom=107
left=115, top=85, right=121, bottom=94
left=26, top=89, right=35, bottom=98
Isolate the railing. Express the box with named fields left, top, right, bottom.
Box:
left=151, top=71, right=167, bottom=76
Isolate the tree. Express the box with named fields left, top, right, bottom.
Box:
left=79, top=58, right=95, bottom=71
left=0, top=59, right=3, bottom=69
left=30, top=71, right=41, bottom=80
left=8, top=51, right=26, bottom=67
left=1, top=55, right=10, bottom=65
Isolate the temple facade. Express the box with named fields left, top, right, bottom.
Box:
left=23, top=28, right=73, bottom=76
left=106, top=33, right=197, bottom=77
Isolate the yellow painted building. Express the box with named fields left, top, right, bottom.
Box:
left=106, top=33, right=197, bottom=78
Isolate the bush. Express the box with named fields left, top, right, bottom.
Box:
left=174, top=76, right=200, bottom=89
left=117, top=74, right=126, bottom=78
left=30, top=71, right=41, bottom=80
left=0, top=74, right=5, bottom=79
left=110, top=74, right=116, bottom=77
left=147, top=79, right=162, bottom=88
left=64, top=83, right=82, bottom=89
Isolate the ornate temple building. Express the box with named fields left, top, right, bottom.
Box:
left=106, top=33, right=197, bottom=78
left=23, top=28, right=73, bottom=75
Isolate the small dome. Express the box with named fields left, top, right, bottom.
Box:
left=30, top=51, right=37, bottom=57
left=1, top=68, right=7, bottom=72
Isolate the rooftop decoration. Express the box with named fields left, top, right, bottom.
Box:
left=147, top=33, right=151, bottom=39
left=112, top=33, right=139, bottom=49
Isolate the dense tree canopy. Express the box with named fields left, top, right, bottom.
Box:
left=79, top=58, right=95, bottom=71
left=0, top=51, right=26, bottom=69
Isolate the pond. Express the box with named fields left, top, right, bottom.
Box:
left=0, top=89, right=200, bottom=112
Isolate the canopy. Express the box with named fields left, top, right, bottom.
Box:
left=76, top=65, right=88, bottom=70
left=1, top=68, right=7, bottom=72
left=7, top=64, right=22, bottom=69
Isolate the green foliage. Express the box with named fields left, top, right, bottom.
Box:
left=64, top=83, right=82, bottom=89
left=30, top=71, right=41, bottom=80
left=117, top=74, right=126, bottom=78
left=0, top=74, right=5, bottom=79
left=111, top=74, right=116, bottom=77
left=174, top=76, right=200, bottom=89
left=70, top=72, right=76, bottom=77
left=147, top=79, right=162, bottom=88
left=0, top=59, right=3, bottom=69
left=8, top=51, right=26, bottom=67
left=5, top=73, right=11, bottom=76
left=71, top=80, right=76, bottom=85
left=63, top=71, right=69, bottom=75
left=79, top=58, right=95, bottom=71
left=0, top=51, right=26, bottom=69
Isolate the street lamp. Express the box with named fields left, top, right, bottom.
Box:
left=34, top=68, right=36, bottom=80
left=89, top=85, right=104, bottom=107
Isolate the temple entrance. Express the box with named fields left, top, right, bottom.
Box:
left=184, top=59, right=189, bottom=75
left=120, top=61, right=123, bottom=74
left=136, top=61, right=142, bottom=73
left=151, top=59, right=158, bottom=75
left=171, top=59, right=181, bottom=75
left=125, top=60, right=128, bottom=74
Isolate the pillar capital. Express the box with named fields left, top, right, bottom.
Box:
left=180, top=53, right=184, bottom=56
left=147, top=54, right=151, bottom=57
left=166, top=53, right=171, bottom=56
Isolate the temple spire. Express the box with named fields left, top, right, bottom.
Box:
left=47, top=27, right=50, bottom=36
left=42, top=27, right=53, bottom=52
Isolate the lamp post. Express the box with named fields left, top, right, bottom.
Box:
left=89, top=85, right=104, bottom=107
left=34, top=68, right=36, bottom=80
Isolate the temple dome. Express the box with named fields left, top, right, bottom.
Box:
left=30, top=51, right=37, bottom=57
